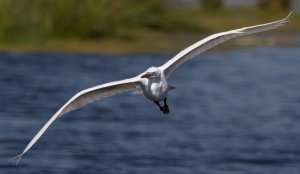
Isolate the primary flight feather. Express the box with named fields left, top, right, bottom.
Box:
left=15, top=12, right=292, bottom=163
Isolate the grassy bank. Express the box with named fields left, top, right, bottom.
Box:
left=0, top=4, right=298, bottom=53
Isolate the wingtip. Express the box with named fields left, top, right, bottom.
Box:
left=277, top=11, right=294, bottom=26
left=11, top=153, right=24, bottom=166
left=284, top=11, right=294, bottom=21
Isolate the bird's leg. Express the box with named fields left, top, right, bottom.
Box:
left=154, top=101, right=164, bottom=113
left=162, top=98, right=170, bottom=114
left=154, top=99, right=169, bottom=114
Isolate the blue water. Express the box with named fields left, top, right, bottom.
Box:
left=1, top=46, right=300, bottom=174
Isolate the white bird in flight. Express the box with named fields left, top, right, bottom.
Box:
left=15, top=13, right=292, bottom=163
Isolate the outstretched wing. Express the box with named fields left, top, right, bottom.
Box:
left=161, top=12, right=292, bottom=78
left=15, top=77, right=140, bottom=163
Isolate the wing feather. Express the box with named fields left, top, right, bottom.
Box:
left=15, top=77, right=140, bottom=163
left=161, top=12, right=292, bottom=78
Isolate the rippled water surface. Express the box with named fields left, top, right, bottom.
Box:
left=1, top=46, right=300, bottom=174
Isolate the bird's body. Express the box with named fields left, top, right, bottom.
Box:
left=139, top=67, right=168, bottom=102
left=15, top=13, right=293, bottom=163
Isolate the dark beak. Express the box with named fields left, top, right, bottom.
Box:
left=141, top=73, right=149, bottom=78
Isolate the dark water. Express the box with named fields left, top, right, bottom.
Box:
left=1, top=46, right=300, bottom=174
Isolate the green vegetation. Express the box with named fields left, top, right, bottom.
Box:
left=201, top=0, right=223, bottom=10
left=0, top=0, right=197, bottom=43
left=258, top=0, right=290, bottom=10
left=0, top=0, right=298, bottom=53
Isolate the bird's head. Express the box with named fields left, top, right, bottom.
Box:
left=141, top=67, right=161, bottom=79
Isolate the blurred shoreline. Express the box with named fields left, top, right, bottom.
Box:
left=0, top=5, right=298, bottom=54
left=0, top=33, right=299, bottom=54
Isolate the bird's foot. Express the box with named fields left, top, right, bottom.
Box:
left=155, top=100, right=170, bottom=114
left=160, top=105, right=170, bottom=114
